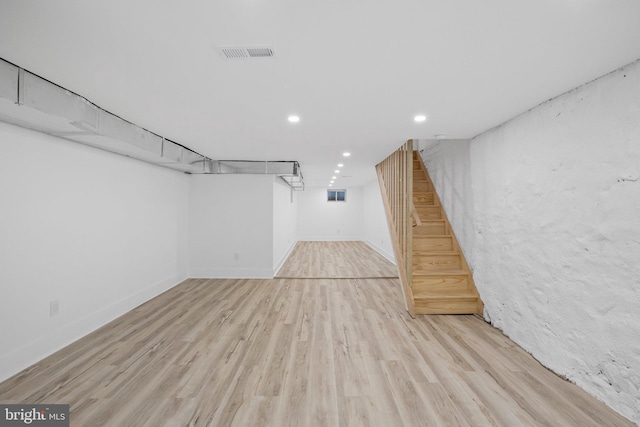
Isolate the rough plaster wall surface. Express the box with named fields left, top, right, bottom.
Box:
left=446, top=60, right=640, bottom=423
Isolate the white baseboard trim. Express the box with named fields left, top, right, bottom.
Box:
left=296, top=235, right=363, bottom=241
left=0, top=273, right=187, bottom=383
left=189, top=268, right=275, bottom=279
left=363, top=239, right=396, bottom=265
left=273, top=240, right=298, bottom=277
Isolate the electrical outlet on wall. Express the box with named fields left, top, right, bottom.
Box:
left=50, top=300, right=59, bottom=317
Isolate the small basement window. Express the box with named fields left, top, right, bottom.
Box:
left=327, top=189, right=346, bottom=202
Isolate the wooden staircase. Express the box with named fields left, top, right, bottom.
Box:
left=411, top=151, right=483, bottom=315
left=376, top=140, right=483, bottom=316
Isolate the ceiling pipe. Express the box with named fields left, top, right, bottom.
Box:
left=0, top=57, right=304, bottom=189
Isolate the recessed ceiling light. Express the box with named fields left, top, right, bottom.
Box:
left=332, top=176, right=336, bottom=179
left=342, top=152, right=351, bottom=157
left=337, top=164, right=344, bottom=167
left=288, top=115, right=300, bottom=123
left=414, top=115, right=427, bottom=122
left=328, top=184, right=333, bottom=187
left=335, top=170, right=340, bottom=173
left=330, top=180, right=334, bottom=184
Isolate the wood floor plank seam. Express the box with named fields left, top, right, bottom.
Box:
left=0, top=242, right=633, bottom=426
left=277, top=276, right=398, bottom=280
left=275, top=241, right=398, bottom=279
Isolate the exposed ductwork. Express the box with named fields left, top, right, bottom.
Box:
left=210, top=160, right=304, bottom=190
left=0, top=57, right=304, bottom=189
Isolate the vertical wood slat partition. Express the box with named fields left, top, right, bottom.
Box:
left=376, top=140, right=415, bottom=316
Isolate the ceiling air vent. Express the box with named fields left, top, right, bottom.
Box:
left=216, top=46, right=275, bottom=59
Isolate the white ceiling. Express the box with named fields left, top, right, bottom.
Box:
left=1, top=1, right=639, bottom=187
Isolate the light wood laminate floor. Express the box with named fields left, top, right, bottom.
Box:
left=276, top=241, right=398, bottom=278
left=0, top=242, right=633, bottom=426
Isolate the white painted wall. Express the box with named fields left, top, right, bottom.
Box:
left=362, top=179, right=395, bottom=263
left=297, top=186, right=364, bottom=240
left=0, top=122, right=189, bottom=382
left=420, top=59, right=640, bottom=423
left=188, top=174, right=274, bottom=278
left=273, top=178, right=297, bottom=273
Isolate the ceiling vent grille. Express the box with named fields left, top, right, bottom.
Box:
left=216, top=46, right=275, bottom=59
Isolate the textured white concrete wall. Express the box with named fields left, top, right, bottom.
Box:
left=421, top=59, right=640, bottom=423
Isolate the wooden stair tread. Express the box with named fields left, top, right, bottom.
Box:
left=413, top=250, right=460, bottom=255
left=414, top=292, right=481, bottom=314
left=414, top=292, right=479, bottom=299
left=413, top=270, right=468, bottom=275
left=412, top=270, right=469, bottom=276
left=413, top=248, right=455, bottom=252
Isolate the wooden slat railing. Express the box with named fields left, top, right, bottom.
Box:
left=376, top=140, right=415, bottom=316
